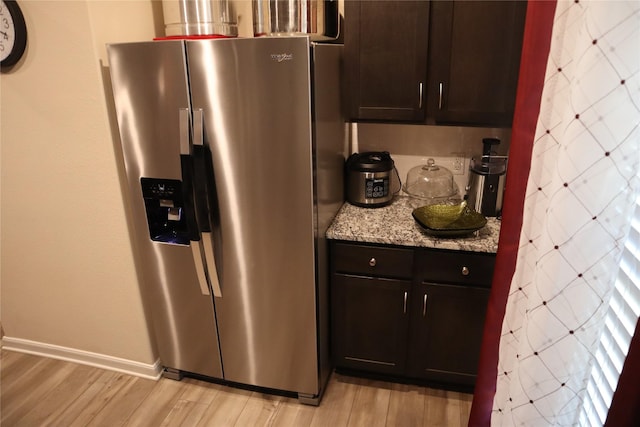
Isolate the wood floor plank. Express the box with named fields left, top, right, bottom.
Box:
left=423, top=388, right=471, bottom=427
left=0, top=349, right=24, bottom=376
left=2, top=356, right=53, bottom=423
left=10, top=363, right=101, bottom=427
left=159, top=399, right=210, bottom=427
left=269, top=397, right=317, bottom=427
left=123, top=377, right=186, bottom=427
left=452, top=390, right=473, bottom=426
left=442, top=390, right=464, bottom=427
left=1, top=352, right=51, bottom=399
left=87, top=375, right=157, bottom=426
left=177, top=377, right=223, bottom=404
left=232, top=391, right=286, bottom=426
left=386, top=382, right=425, bottom=427
left=194, top=386, right=252, bottom=426
left=346, top=378, right=392, bottom=427
left=309, top=374, right=358, bottom=427
left=2, top=357, right=77, bottom=426
left=51, top=370, right=131, bottom=427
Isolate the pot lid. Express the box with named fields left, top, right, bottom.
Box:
left=346, top=151, right=394, bottom=172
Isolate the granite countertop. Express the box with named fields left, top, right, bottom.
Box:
left=326, top=196, right=500, bottom=253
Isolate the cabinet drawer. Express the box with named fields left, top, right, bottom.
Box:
left=418, top=249, right=495, bottom=287
left=332, top=243, right=414, bottom=279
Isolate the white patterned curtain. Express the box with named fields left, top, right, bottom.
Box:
left=491, top=1, right=640, bottom=425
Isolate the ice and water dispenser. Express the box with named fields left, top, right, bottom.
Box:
left=141, top=178, right=190, bottom=245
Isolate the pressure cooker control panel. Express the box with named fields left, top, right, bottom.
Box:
left=365, top=177, right=389, bottom=199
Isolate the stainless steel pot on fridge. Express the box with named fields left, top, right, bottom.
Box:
left=466, top=138, right=507, bottom=217
left=252, top=0, right=340, bottom=40
left=162, top=0, right=238, bottom=37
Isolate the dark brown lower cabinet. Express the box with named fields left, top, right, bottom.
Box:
left=330, top=241, right=495, bottom=389
left=331, top=274, right=411, bottom=375
left=407, top=282, right=490, bottom=386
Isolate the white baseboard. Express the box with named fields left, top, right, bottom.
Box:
left=1, top=336, right=162, bottom=380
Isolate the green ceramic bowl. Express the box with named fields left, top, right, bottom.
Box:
left=412, top=203, right=487, bottom=237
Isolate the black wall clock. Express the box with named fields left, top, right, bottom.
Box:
left=1, top=0, right=27, bottom=69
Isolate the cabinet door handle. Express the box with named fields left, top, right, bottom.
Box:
left=438, top=82, right=444, bottom=110
left=403, top=291, right=408, bottom=314
left=422, top=294, right=428, bottom=317
left=462, top=266, right=470, bottom=276
left=418, top=82, right=423, bottom=109
left=369, top=257, right=376, bottom=267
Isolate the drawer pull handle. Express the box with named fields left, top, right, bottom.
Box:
left=403, top=291, right=408, bottom=314
left=423, top=294, right=428, bottom=317
left=369, top=257, right=377, bottom=267
left=461, top=266, right=470, bottom=276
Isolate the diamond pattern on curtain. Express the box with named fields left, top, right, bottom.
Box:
left=491, top=1, right=640, bottom=425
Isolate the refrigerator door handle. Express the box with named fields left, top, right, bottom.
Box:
left=179, top=108, right=211, bottom=296
left=179, top=108, right=191, bottom=157
left=201, top=232, right=222, bottom=297
left=192, top=109, right=222, bottom=298
left=192, top=108, right=204, bottom=147
left=191, top=240, right=211, bottom=296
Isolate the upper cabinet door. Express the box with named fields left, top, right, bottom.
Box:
left=427, top=0, right=527, bottom=127
left=344, top=0, right=526, bottom=128
left=345, top=0, right=430, bottom=122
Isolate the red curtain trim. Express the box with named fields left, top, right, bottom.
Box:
left=468, top=1, right=557, bottom=425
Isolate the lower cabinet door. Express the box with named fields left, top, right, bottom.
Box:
left=331, top=274, right=411, bottom=375
left=407, top=282, right=490, bottom=386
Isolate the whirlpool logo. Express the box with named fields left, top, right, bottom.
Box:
left=270, top=53, right=293, bottom=63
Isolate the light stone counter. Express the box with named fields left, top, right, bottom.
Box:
left=326, top=196, right=500, bottom=253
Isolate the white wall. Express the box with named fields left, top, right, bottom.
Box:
left=0, top=0, right=164, bottom=365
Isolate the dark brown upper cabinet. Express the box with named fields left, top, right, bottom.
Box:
left=344, top=0, right=527, bottom=128
left=344, top=0, right=430, bottom=122
left=427, top=1, right=526, bottom=127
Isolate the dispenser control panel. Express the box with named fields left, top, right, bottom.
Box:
left=141, top=178, right=182, bottom=201
left=140, top=178, right=189, bottom=245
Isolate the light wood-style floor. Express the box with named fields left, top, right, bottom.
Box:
left=0, top=349, right=472, bottom=426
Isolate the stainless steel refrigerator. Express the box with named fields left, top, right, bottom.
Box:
left=107, top=37, right=344, bottom=404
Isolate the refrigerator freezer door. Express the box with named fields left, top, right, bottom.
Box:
left=186, top=37, right=319, bottom=395
left=107, top=41, right=224, bottom=379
